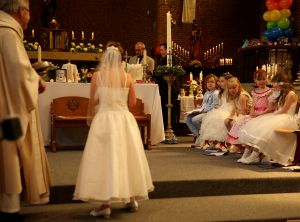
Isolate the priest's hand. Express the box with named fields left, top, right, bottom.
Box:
left=38, top=78, right=46, bottom=94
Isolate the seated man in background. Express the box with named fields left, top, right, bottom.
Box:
left=129, top=41, right=155, bottom=77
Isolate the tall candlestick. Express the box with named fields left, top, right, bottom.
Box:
left=143, top=49, right=147, bottom=65
left=81, top=31, right=84, bottom=40
left=199, top=71, right=203, bottom=81
left=91, top=32, right=94, bottom=40
left=38, top=45, right=42, bottom=62
left=32, top=29, right=34, bottom=39
left=71, top=31, right=74, bottom=40
left=166, top=11, right=172, bottom=67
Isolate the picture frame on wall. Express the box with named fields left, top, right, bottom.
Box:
left=55, top=69, right=67, bottom=82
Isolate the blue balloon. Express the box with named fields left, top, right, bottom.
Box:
left=270, top=27, right=283, bottom=40
left=263, top=29, right=272, bottom=39
left=283, top=28, right=293, bottom=37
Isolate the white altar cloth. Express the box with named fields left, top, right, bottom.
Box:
left=38, top=82, right=165, bottom=146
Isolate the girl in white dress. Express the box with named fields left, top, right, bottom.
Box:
left=239, top=72, right=298, bottom=165
left=73, top=42, right=154, bottom=218
left=224, top=77, right=253, bottom=153
left=197, top=72, right=233, bottom=150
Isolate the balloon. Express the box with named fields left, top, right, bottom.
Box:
left=263, top=11, right=272, bottom=21
left=270, top=9, right=281, bottom=21
left=280, top=9, right=291, bottom=17
left=267, top=21, right=277, bottom=29
left=266, top=0, right=280, bottom=10
left=271, top=27, right=283, bottom=39
left=283, top=27, right=293, bottom=37
left=277, top=17, right=290, bottom=29
left=264, top=29, right=272, bottom=39
left=279, top=0, right=293, bottom=9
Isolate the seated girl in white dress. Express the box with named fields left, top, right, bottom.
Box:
left=238, top=72, right=298, bottom=165
left=224, top=77, right=253, bottom=153
left=197, top=72, right=233, bottom=150
left=227, top=70, right=272, bottom=161
left=73, top=41, right=154, bottom=218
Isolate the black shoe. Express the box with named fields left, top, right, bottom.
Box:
left=0, top=212, right=24, bottom=222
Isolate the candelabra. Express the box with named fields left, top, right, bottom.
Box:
left=164, top=49, right=178, bottom=144
left=196, top=80, right=204, bottom=99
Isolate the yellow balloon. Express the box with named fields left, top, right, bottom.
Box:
left=270, top=9, right=281, bottom=21
left=280, top=9, right=291, bottom=18
left=263, top=11, right=272, bottom=21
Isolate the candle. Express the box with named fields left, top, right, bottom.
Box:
left=38, top=45, right=42, bottom=62
left=166, top=11, right=172, bottom=66
left=221, top=42, right=223, bottom=53
left=91, top=32, right=94, bottom=40
left=71, top=31, right=74, bottom=40
left=256, top=66, right=259, bottom=71
left=32, top=29, right=34, bottom=39
left=190, top=72, right=193, bottom=81
left=212, top=47, right=215, bottom=55
left=199, top=71, right=203, bottom=81
left=204, top=52, right=206, bottom=59
left=81, top=31, right=84, bottom=40
left=143, top=49, right=147, bottom=65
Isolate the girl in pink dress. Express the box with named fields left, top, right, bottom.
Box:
left=224, top=77, right=253, bottom=153
left=227, top=70, right=272, bottom=159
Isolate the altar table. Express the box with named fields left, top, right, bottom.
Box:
left=38, top=82, right=165, bottom=146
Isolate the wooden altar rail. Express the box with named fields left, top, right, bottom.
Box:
left=27, top=51, right=102, bottom=61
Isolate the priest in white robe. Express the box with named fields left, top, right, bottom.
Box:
left=0, top=0, right=51, bottom=220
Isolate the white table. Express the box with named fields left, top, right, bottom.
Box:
left=38, top=82, right=165, bottom=146
left=178, top=96, right=195, bottom=122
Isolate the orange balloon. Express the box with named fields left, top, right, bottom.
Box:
left=266, top=0, right=279, bottom=10
left=279, top=0, right=293, bottom=9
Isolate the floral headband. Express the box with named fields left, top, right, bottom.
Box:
left=106, top=46, right=119, bottom=51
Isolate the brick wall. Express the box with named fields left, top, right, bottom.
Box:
left=25, top=0, right=300, bottom=78
left=25, top=0, right=157, bottom=55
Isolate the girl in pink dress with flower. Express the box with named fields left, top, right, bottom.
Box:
left=227, top=70, right=272, bottom=158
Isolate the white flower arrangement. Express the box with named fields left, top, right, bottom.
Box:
left=23, top=40, right=39, bottom=51
left=69, top=42, right=103, bottom=53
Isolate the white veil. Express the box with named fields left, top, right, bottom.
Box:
left=87, top=45, right=125, bottom=124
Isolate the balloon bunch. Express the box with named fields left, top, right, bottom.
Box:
left=263, top=0, right=293, bottom=41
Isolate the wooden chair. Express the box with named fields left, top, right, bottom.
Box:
left=50, top=96, right=89, bottom=152
left=129, top=98, right=152, bottom=150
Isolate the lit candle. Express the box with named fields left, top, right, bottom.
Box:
left=256, top=66, right=259, bottom=70
left=81, top=31, right=84, bottom=40
left=71, top=31, right=74, bottom=40
left=143, top=49, right=147, bottom=65
left=221, top=42, right=223, bottom=53
left=190, top=72, right=193, bottom=81
left=166, top=11, right=172, bottom=66
left=32, top=29, right=34, bottom=39
left=204, top=52, right=206, bottom=59
left=212, top=47, right=215, bottom=55
left=199, top=71, right=203, bottom=81
left=91, top=32, right=94, bottom=40
left=38, top=45, right=42, bottom=63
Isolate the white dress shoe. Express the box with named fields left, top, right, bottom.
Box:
left=126, top=200, right=139, bottom=212
left=241, top=152, right=260, bottom=164
left=90, top=207, right=111, bottom=218
left=237, top=149, right=252, bottom=163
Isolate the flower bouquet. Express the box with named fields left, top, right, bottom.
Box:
left=70, top=42, right=104, bottom=53
left=183, top=80, right=199, bottom=96
left=79, top=68, right=94, bottom=83
left=23, top=40, right=39, bottom=51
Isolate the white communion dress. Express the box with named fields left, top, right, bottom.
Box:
left=197, top=93, right=233, bottom=145
left=239, top=94, right=298, bottom=166
left=73, top=84, right=154, bottom=203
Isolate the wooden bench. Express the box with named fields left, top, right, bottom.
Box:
left=129, top=98, right=152, bottom=150
left=274, top=100, right=300, bottom=165
left=51, top=96, right=89, bottom=152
